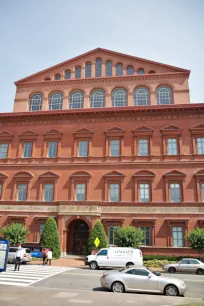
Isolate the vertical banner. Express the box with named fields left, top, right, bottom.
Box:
left=0, top=239, right=9, bottom=272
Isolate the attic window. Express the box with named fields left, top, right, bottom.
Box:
left=126, top=65, right=134, bottom=75
left=65, top=70, right=71, bottom=79
left=75, top=66, right=81, bottom=79
left=137, top=68, right=145, bottom=75
left=44, top=77, right=51, bottom=81
left=55, top=74, right=61, bottom=80
left=149, top=70, right=155, bottom=74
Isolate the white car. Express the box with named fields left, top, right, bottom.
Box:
left=7, top=247, right=32, bottom=264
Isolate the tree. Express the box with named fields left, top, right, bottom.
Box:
left=87, top=220, right=107, bottom=254
left=40, top=217, right=61, bottom=259
left=187, top=227, right=204, bottom=259
left=0, top=223, right=29, bottom=245
left=114, top=226, right=144, bottom=248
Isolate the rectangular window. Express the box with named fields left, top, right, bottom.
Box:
left=0, top=183, right=2, bottom=198
left=138, top=139, right=148, bottom=156
left=0, top=143, right=8, bottom=159
left=170, top=183, right=181, bottom=202
left=197, top=138, right=204, bottom=155
left=109, top=183, right=120, bottom=202
left=78, top=141, right=88, bottom=157
left=139, top=183, right=150, bottom=202
left=108, top=226, right=118, bottom=245
left=17, top=184, right=27, bottom=201
left=48, top=141, right=57, bottom=158
left=168, top=138, right=178, bottom=155
left=44, top=184, right=54, bottom=201
left=140, top=226, right=151, bottom=246
left=76, top=183, right=86, bottom=201
left=110, top=139, right=120, bottom=157
left=172, top=226, right=183, bottom=247
left=23, top=142, right=32, bottom=158
left=40, top=224, right=45, bottom=236
left=201, top=183, right=204, bottom=201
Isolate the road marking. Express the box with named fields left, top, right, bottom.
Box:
left=65, top=273, right=102, bottom=277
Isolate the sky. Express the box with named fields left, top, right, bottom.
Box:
left=0, top=0, right=204, bottom=113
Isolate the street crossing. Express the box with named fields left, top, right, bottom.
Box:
left=0, top=264, right=74, bottom=287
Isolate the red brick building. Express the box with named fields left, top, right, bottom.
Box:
left=0, top=48, right=204, bottom=256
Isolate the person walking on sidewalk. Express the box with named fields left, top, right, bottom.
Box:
left=47, top=248, right=52, bottom=266
left=14, top=245, right=24, bottom=271
left=42, top=248, right=48, bottom=265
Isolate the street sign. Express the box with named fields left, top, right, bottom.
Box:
left=0, top=239, right=9, bottom=272
left=94, top=237, right=100, bottom=248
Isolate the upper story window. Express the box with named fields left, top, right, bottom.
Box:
left=109, top=183, right=120, bottom=202
left=137, top=68, right=145, bottom=75
left=55, top=74, right=61, bottom=80
left=75, top=66, right=81, bottom=79
left=17, top=183, right=27, bottom=201
left=48, top=141, right=57, bottom=158
left=149, top=70, right=155, bottom=74
left=0, top=183, right=2, bottom=199
left=139, top=183, right=150, bottom=202
left=78, top=140, right=88, bottom=157
left=76, top=183, right=86, bottom=201
left=134, top=87, right=150, bottom=106
left=85, top=62, right=92, bottom=78
left=65, top=70, right=71, bottom=79
left=201, top=183, right=204, bottom=201
left=106, top=61, right=112, bottom=77
left=29, top=94, right=42, bottom=111
left=110, top=139, right=120, bottom=156
left=0, top=144, right=8, bottom=159
left=95, top=58, right=102, bottom=77
left=116, top=63, right=123, bottom=76
left=197, top=138, right=204, bottom=155
left=49, top=92, right=63, bottom=110
left=126, top=65, right=134, bottom=75
left=168, top=138, right=178, bottom=155
left=138, top=139, right=149, bottom=156
left=170, top=183, right=181, bottom=202
left=156, top=86, right=173, bottom=105
left=70, top=91, right=84, bottom=109
left=90, top=90, right=105, bottom=108
left=23, top=142, right=32, bottom=158
left=112, top=88, right=127, bottom=107
left=44, top=183, right=54, bottom=201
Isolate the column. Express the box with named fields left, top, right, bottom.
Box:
left=106, top=93, right=112, bottom=108
left=128, top=91, right=134, bottom=106
left=43, top=92, right=49, bottom=111
left=134, top=179, right=138, bottom=202
left=84, top=94, right=89, bottom=109
left=81, top=64, right=86, bottom=78
left=104, top=179, right=108, bottom=201
left=150, top=92, right=157, bottom=106
left=184, top=222, right=188, bottom=247
left=165, top=178, right=169, bottom=201
left=120, top=137, right=124, bottom=156
left=196, top=177, right=200, bottom=202
left=178, top=135, right=182, bottom=155
left=152, top=224, right=156, bottom=246
left=57, top=216, right=65, bottom=256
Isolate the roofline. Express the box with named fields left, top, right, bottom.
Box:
left=15, top=47, right=190, bottom=85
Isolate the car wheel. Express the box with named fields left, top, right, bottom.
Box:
left=168, top=267, right=176, bottom=273
left=165, top=284, right=178, bottom=296
left=126, top=262, right=134, bottom=267
left=89, top=261, right=98, bottom=270
left=111, top=281, right=124, bottom=293
left=196, top=268, right=204, bottom=275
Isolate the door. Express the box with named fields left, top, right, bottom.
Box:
left=177, top=259, right=189, bottom=272
left=188, top=259, right=200, bottom=273
left=125, top=268, right=158, bottom=291
left=95, top=249, right=109, bottom=267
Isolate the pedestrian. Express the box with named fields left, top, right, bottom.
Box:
left=42, top=248, right=48, bottom=265
left=47, top=248, right=52, bottom=266
left=14, top=245, right=24, bottom=271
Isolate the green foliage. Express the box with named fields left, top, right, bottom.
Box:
left=87, top=220, right=107, bottom=254
left=40, top=217, right=61, bottom=259
left=143, top=255, right=183, bottom=261
left=0, top=223, right=29, bottom=245
left=187, top=227, right=204, bottom=257
left=114, top=226, right=144, bottom=248
left=144, top=259, right=176, bottom=268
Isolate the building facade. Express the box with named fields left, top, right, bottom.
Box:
left=0, top=48, right=204, bottom=256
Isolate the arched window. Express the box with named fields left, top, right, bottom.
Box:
left=156, top=86, right=173, bottom=105
left=149, top=70, right=155, bottom=74
left=137, top=68, right=145, bottom=75
left=106, top=61, right=112, bottom=77
left=44, top=77, right=51, bottom=81
left=90, top=90, right=105, bottom=108
left=126, top=65, right=134, bottom=75
left=75, top=66, right=81, bottom=79
left=116, top=63, right=123, bottom=76
left=29, top=94, right=42, bottom=111
left=112, top=88, right=127, bottom=107
left=69, top=91, right=84, bottom=109
left=85, top=62, right=92, bottom=78
left=55, top=74, right=61, bottom=80
left=49, top=92, right=63, bottom=110
left=95, top=58, right=102, bottom=77
left=65, top=70, right=71, bottom=79
left=134, top=87, right=150, bottom=106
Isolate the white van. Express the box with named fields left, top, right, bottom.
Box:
left=85, top=247, right=143, bottom=270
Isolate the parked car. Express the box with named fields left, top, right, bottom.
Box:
left=100, top=266, right=187, bottom=296
left=22, top=246, right=42, bottom=258
left=85, top=247, right=143, bottom=270
left=7, top=247, right=32, bottom=264
left=163, top=258, right=204, bottom=275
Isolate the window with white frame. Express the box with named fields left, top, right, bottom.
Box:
left=78, top=140, right=88, bottom=157
left=138, top=139, right=149, bottom=156
left=0, top=143, right=8, bottom=159
left=134, top=88, right=150, bottom=106
left=172, top=226, right=183, bottom=247
left=110, top=139, right=120, bottom=157
left=140, top=226, right=151, bottom=245
left=90, top=90, right=105, bottom=108
left=106, top=61, right=112, bottom=76
left=85, top=63, right=92, bottom=78
left=201, top=183, right=204, bottom=201
left=126, top=65, right=134, bottom=75
left=197, top=138, right=204, bottom=155
left=23, top=142, right=32, bottom=158
left=156, top=86, right=173, bottom=105
left=170, top=183, right=181, bottom=202
left=48, top=141, right=57, bottom=158
left=109, top=183, right=120, bottom=202
left=49, top=93, right=63, bottom=110
left=70, top=91, right=84, bottom=109
left=139, top=183, right=150, bottom=202
left=75, top=66, right=81, bottom=79
left=75, top=183, right=86, bottom=201
left=168, top=138, right=178, bottom=155
left=44, top=184, right=54, bottom=201
left=112, top=89, right=127, bottom=107
left=65, top=70, right=71, bottom=79
left=29, top=94, right=42, bottom=111
left=17, top=183, right=27, bottom=201
left=108, top=226, right=118, bottom=245
left=95, top=58, right=102, bottom=77
left=116, top=63, right=123, bottom=76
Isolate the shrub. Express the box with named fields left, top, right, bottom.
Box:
left=144, top=259, right=176, bottom=268
left=114, top=226, right=144, bottom=248
left=187, top=227, right=204, bottom=259
left=87, top=220, right=107, bottom=254
left=0, top=223, right=29, bottom=245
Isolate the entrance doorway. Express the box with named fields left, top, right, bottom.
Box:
left=67, top=219, right=89, bottom=255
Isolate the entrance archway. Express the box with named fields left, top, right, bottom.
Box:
left=67, top=219, right=89, bottom=255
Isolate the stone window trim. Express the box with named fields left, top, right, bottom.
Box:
left=165, top=219, right=189, bottom=247
left=132, top=126, right=153, bottom=156
left=102, top=218, right=124, bottom=237
left=198, top=219, right=204, bottom=228
left=0, top=131, right=13, bottom=159
left=133, top=218, right=157, bottom=246
left=12, top=171, right=33, bottom=201
left=103, top=171, right=125, bottom=201
left=39, top=171, right=59, bottom=201
left=105, top=127, right=125, bottom=157
left=160, top=125, right=182, bottom=156
left=70, top=171, right=91, bottom=201
left=0, top=172, right=7, bottom=200
left=18, top=130, right=38, bottom=158
left=190, top=124, right=204, bottom=155
left=7, top=215, right=28, bottom=226
left=43, top=129, right=62, bottom=158
left=133, top=170, right=155, bottom=202
left=73, top=128, right=93, bottom=157
left=194, top=170, right=204, bottom=202
left=163, top=170, right=186, bottom=202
